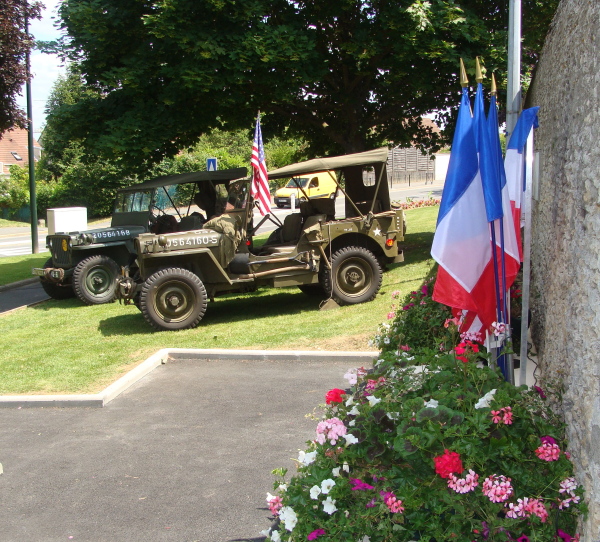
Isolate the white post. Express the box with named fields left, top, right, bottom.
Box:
left=290, top=193, right=296, bottom=210
left=519, top=129, right=535, bottom=385
left=506, top=0, right=522, bottom=140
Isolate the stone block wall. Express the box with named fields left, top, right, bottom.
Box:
left=528, top=0, right=600, bottom=538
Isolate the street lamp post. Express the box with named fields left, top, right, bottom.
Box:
left=506, top=0, right=522, bottom=140
left=25, top=13, right=39, bottom=253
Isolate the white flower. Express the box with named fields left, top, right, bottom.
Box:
left=348, top=405, right=360, bottom=416
left=383, top=338, right=390, bottom=344
left=298, top=450, right=317, bottom=465
left=310, top=485, right=322, bottom=500
left=321, top=478, right=336, bottom=494
left=366, top=395, right=381, bottom=406
left=424, top=399, right=439, bottom=408
left=475, top=389, right=497, bottom=409
left=270, top=529, right=281, bottom=541
left=259, top=528, right=271, bottom=537
left=332, top=467, right=341, bottom=477
left=358, top=537, right=371, bottom=542
left=387, top=412, right=399, bottom=420
left=279, top=506, right=298, bottom=531
left=348, top=419, right=356, bottom=426
left=342, top=462, right=350, bottom=473
left=344, top=370, right=358, bottom=386
left=344, top=433, right=359, bottom=445
left=323, top=496, right=338, bottom=515
left=345, top=395, right=354, bottom=406
left=278, top=484, right=287, bottom=492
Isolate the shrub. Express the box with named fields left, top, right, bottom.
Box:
left=262, top=283, right=586, bottom=542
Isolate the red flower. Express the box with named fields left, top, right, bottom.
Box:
left=325, top=388, right=346, bottom=404
left=433, top=449, right=464, bottom=479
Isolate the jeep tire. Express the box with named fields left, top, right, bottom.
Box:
left=40, top=258, right=76, bottom=300
left=140, top=268, right=207, bottom=331
left=321, top=246, right=382, bottom=305
left=73, top=255, right=120, bottom=305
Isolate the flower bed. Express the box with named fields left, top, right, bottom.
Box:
left=262, top=285, right=585, bottom=542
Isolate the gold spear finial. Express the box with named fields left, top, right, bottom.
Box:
left=460, top=58, right=468, bottom=88
left=490, top=73, right=497, bottom=96
left=475, top=57, right=483, bottom=84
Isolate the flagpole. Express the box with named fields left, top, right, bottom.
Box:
left=506, top=0, right=522, bottom=139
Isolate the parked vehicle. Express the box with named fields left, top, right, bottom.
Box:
left=116, top=148, right=405, bottom=331
left=273, top=170, right=338, bottom=208
left=32, top=168, right=247, bottom=305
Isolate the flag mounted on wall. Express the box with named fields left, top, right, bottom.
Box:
left=251, top=113, right=272, bottom=216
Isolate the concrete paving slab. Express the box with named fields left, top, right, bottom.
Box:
left=0, top=351, right=377, bottom=542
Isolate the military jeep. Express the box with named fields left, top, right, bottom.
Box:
left=116, top=148, right=405, bottom=331
left=32, top=168, right=247, bottom=305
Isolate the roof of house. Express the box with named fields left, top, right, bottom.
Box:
left=0, top=127, right=42, bottom=175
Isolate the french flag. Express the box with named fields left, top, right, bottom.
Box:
left=431, top=84, right=520, bottom=332
left=504, top=107, right=539, bottom=260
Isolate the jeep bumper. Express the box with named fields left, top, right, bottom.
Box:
left=32, top=267, right=66, bottom=283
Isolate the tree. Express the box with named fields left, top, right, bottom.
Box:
left=0, top=0, right=42, bottom=133
left=55, top=0, right=557, bottom=169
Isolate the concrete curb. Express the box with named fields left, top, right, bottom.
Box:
left=0, top=277, right=39, bottom=293
left=0, top=348, right=378, bottom=408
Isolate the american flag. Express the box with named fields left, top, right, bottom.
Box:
left=251, top=114, right=271, bottom=216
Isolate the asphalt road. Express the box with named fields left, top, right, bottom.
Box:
left=0, top=355, right=361, bottom=542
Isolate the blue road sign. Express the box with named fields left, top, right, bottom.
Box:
left=207, top=158, right=218, bottom=171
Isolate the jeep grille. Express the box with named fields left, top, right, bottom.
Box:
left=48, top=235, right=72, bottom=267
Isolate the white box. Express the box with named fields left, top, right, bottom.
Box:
left=47, top=207, right=88, bottom=235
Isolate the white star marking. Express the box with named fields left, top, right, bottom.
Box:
left=373, top=227, right=382, bottom=236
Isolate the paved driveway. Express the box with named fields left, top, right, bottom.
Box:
left=0, top=356, right=360, bottom=542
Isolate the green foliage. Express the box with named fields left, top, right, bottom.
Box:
left=1, top=165, right=30, bottom=210
left=52, top=0, right=557, bottom=169
left=372, top=275, right=454, bottom=353
left=0, top=0, right=42, bottom=131
left=265, top=322, right=585, bottom=541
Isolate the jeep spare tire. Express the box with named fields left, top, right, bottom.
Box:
left=140, top=268, right=207, bottom=331
left=321, top=246, right=382, bottom=305
left=73, top=255, right=120, bottom=305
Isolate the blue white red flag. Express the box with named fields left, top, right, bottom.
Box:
left=431, top=84, right=521, bottom=334
left=504, top=107, right=540, bottom=260
left=251, top=114, right=272, bottom=216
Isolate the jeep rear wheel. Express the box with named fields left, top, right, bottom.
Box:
left=321, top=246, right=382, bottom=305
left=140, top=268, right=207, bottom=331
left=73, top=255, right=120, bottom=305
left=40, top=258, right=76, bottom=300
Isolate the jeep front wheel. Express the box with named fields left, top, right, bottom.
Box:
left=140, top=268, right=207, bottom=331
left=73, top=255, right=120, bottom=305
left=321, top=247, right=382, bottom=305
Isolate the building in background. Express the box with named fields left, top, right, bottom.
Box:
left=0, top=127, right=42, bottom=176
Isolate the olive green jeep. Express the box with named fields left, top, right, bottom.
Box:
left=115, top=148, right=405, bottom=331
left=32, top=168, right=247, bottom=305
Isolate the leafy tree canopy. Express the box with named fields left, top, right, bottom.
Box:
left=54, top=0, right=557, bottom=171
left=0, top=0, right=42, bottom=133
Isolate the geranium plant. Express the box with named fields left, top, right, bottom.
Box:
left=262, top=284, right=586, bottom=542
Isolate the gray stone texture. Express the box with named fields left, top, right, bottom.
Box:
left=528, top=0, right=600, bottom=538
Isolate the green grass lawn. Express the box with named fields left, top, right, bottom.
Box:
left=0, top=252, right=51, bottom=286
left=0, top=218, right=29, bottom=227
left=0, top=206, right=438, bottom=395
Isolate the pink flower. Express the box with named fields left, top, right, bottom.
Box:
left=266, top=494, right=283, bottom=515
left=517, top=536, right=530, bottom=542
left=558, top=477, right=581, bottom=509
left=381, top=491, right=404, bottom=513
left=540, top=435, right=556, bottom=445
left=491, top=406, right=513, bottom=425
left=504, top=497, right=548, bottom=522
left=447, top=469, right=479, bottom=494
left=557, top=529, right=580, bottom=542
left=535, top=441, right=561, bottom=461
left=482, top=474, right=513, bottom=503
left=400, top=344, right=411, bottom=351
left=350, top=478, right=375, bottom=491
left=316, top=417, right=347, bottom=445
left=387, top=311, right=396, bottom=320
left=534, top=385, right=546, bottom=399
left=307, top=529, right=326, bottom=540
left=391, top=290, right=401, bottom=299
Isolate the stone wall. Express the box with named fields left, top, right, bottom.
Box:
left=528, top=0, right=600, bottom=538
